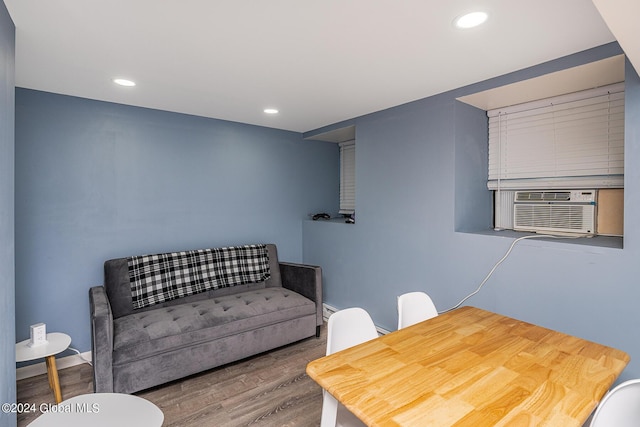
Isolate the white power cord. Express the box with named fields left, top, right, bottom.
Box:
left=439, top=234, right=584, bottom=314
left=68, top=347, right=93, bottom=366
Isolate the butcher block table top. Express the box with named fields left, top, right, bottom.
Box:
left=306, top=306, right=629, bottom=427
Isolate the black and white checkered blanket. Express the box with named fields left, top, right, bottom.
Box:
left=128, top=244, right=271, bottom=309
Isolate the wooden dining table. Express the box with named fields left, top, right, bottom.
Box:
left=306, top=306, right=630, bottom=427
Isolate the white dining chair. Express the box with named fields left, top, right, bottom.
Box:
left=397, top=291, right=438, bottom=329
left=589, top=378, right=640, bottom=427
left=320, top=307, right=379, bottom=427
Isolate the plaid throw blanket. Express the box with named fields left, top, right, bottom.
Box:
left=128, top=244, right=271, bottom=309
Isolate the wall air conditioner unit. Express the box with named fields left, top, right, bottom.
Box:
left=513, top=190, right=596, bottom=235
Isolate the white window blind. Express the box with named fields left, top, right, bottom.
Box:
left=339, top=140, right=355, bottom=214
left=487, top=83, right=625, bottom=190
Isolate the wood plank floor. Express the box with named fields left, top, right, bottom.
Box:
left=17, top=327, right=327, bottom=427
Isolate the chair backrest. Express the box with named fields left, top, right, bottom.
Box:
left=397, top=291, right=438, bottom=329
left=590, top=379, right=640, bottom=427
left=321, top=308, right=378, bottom=427
left=326, top=307, right=379, bottom=356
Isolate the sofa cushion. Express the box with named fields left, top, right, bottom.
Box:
left=112, top=287, right=315, bottom=366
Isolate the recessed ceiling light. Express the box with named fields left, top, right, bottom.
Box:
left=264, top=108, right=279, bottom=114
left=454, top=11, right=488, bottom=29
left=113, top=78, right=136, bottom=87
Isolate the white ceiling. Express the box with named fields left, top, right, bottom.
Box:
left=3, top=0, right=624, bottom=133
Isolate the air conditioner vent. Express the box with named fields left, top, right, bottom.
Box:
left=515, top=191, right=571, bottom=202
left=513, top=190, right=596, bottom=234
left=515, top=205, right=588, bottom=230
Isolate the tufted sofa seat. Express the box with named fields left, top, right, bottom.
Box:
left=112, top=288, right=315, bottom=366
left=89, top=244, right=322, bottom=394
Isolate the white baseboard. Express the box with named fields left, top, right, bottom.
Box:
left=16, top=351, right=92, bottom=381
left=322, top=303, right=391, bottom=335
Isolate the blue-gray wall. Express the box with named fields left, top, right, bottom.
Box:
left=13, top=35, right=640, bottom=401
left=14, top=90, right=339, bottom=354
left=1, top=0, right=16, bottom=425
left=303, top=42, right=640, bottom=382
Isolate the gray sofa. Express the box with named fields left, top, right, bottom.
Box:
left=89, top=243, right=322, bottom=394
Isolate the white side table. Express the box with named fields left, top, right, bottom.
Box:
left=16, top=332, right=71, bottom=404
left=27, top=393, right=164, bottom=427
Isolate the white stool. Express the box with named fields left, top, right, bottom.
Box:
left=27, top=393, right=164, bottom=427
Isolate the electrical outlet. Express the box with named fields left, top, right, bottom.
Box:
left=28, top=323, right=47, bottom=347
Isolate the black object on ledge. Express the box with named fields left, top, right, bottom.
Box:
left=312, top=213, right=331, bottom=221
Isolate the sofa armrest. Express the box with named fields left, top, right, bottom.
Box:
left=89, top=286, right=114, bottom=392
left=279, top=262, right=323, bottom=335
